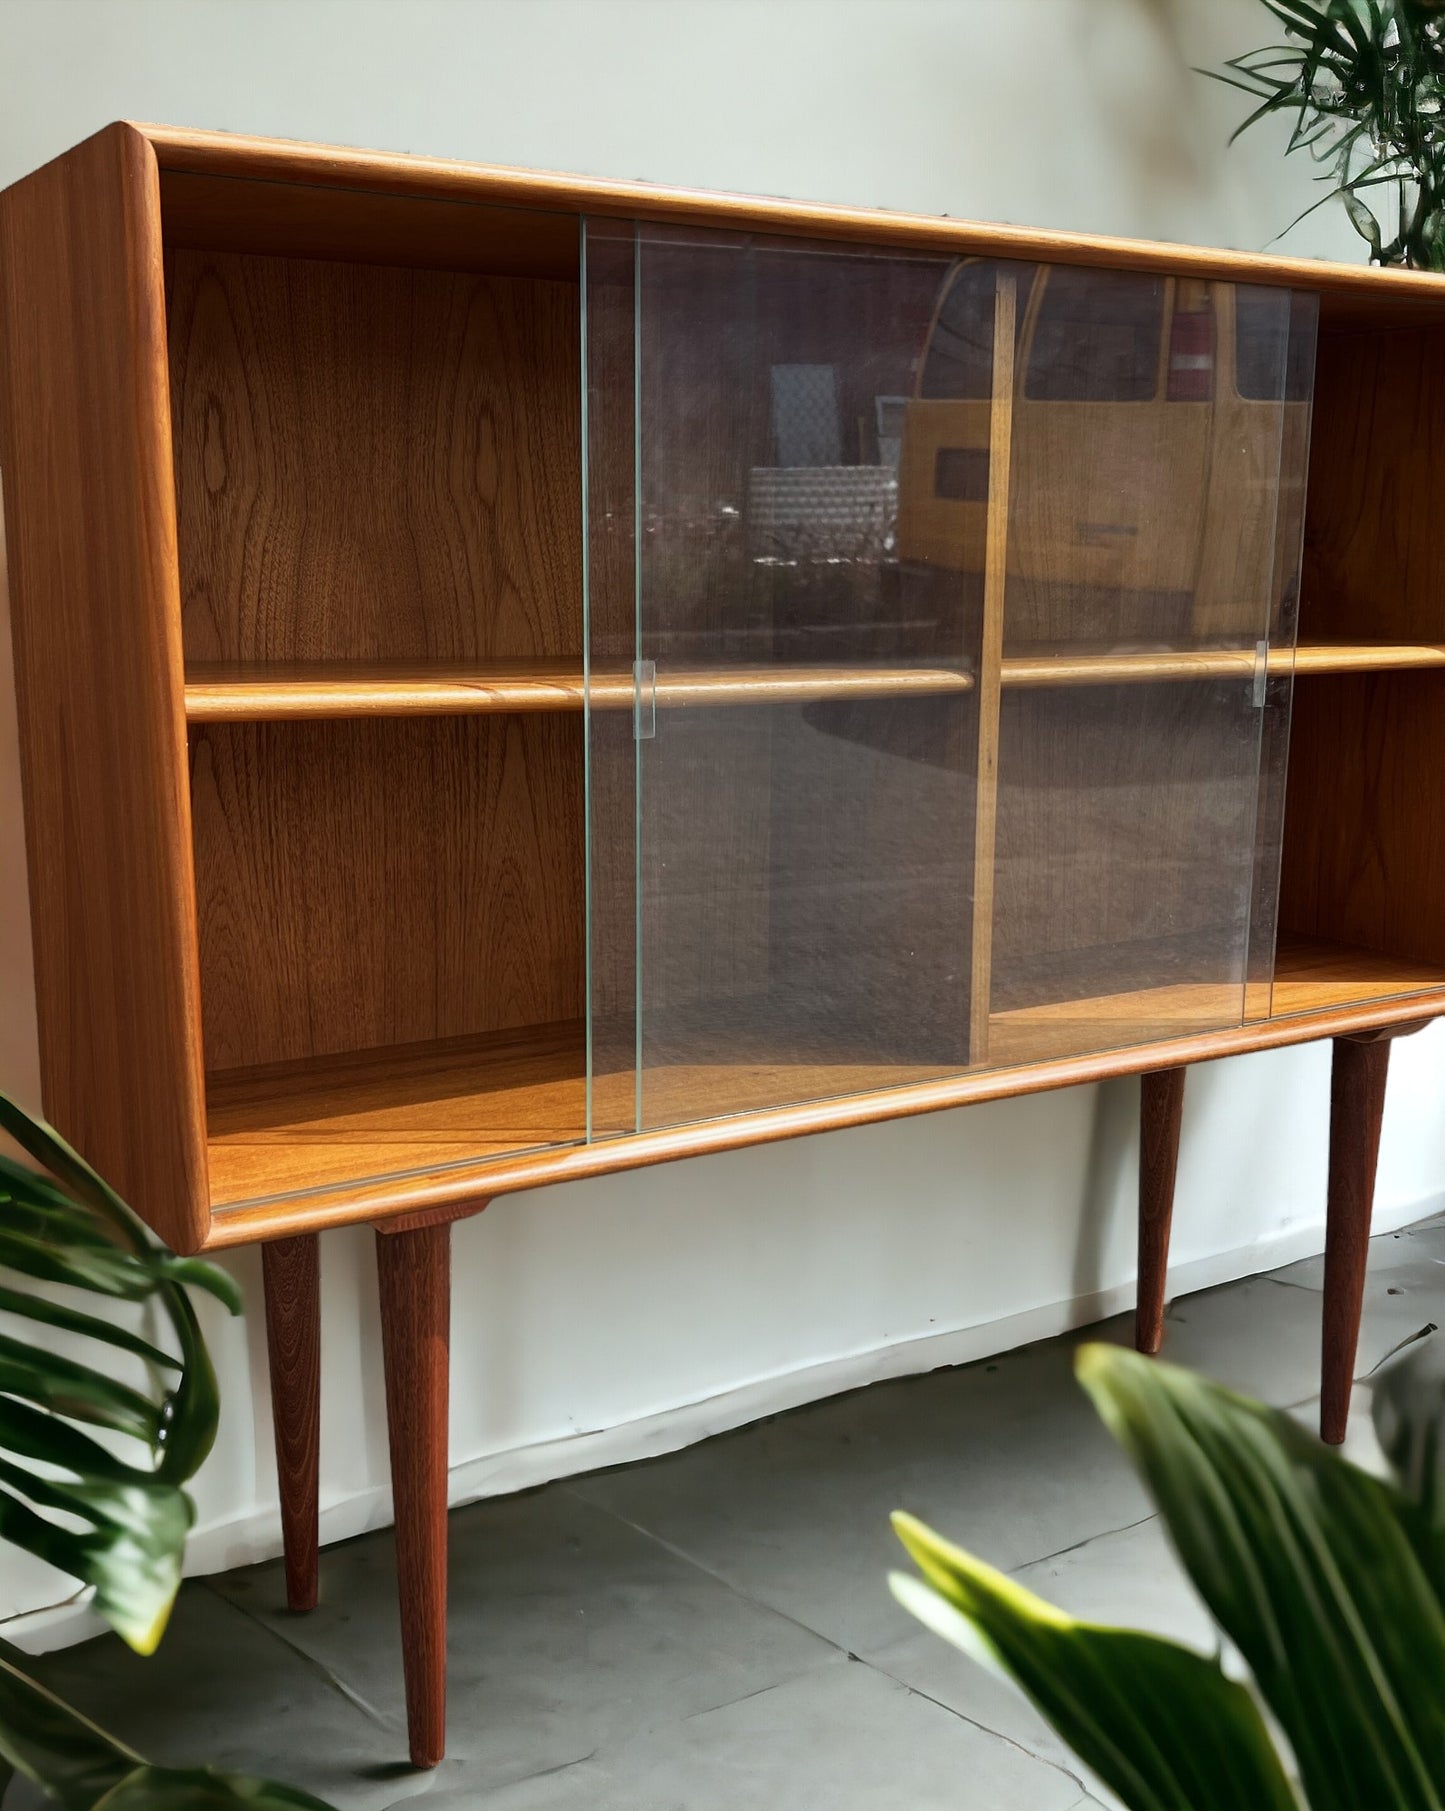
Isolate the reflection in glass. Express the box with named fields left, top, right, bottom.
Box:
left=583, top=226, right=1318, bottom=1133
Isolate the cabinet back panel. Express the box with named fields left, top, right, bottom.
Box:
left=191, top=715, right=585, bottom=1072
left=1286, top=328, right=1445, bottom=966
left=1279, top=672, right=1445, bottom=967
left=990, top=681, right=1264, bottom=1011
left=167, top=250, right=581, bottom=663
left=1302, top=327, right=1445, bottom=643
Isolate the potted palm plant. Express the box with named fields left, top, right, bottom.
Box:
left=1214, top=0, right=1445, bottom=267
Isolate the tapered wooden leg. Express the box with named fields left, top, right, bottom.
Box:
left=376, top=1222, right=451, bottom=1769
left=1136, top=1067, right=1186, bottom=1355
left=1321, top=1034, right=1391, bottom=1444
left=261, top=1234, right=321, bottom=1613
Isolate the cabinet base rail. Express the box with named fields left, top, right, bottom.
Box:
left=260, top=1027, right=1436, bottom=1764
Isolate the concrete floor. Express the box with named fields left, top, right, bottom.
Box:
left=23, top=1208, right=1445, bottom=1810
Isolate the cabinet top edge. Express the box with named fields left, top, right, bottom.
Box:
left=22, top=120, right=1419, bottom=311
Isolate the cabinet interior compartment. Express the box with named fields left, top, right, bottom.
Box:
left=1276, top=315, right=1445, bottom=1018
left=161, top=196, right=589, bottom=1205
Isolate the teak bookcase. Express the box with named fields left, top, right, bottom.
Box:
left=3, top=123, right=1445, bottom=1766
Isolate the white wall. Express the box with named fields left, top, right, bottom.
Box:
left=3, top=0, right=1445, bottom=1640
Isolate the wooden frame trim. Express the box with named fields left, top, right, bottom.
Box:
left=0, top=122, right=210, bottom=1252
left=133, top=122, right=1445, bottom=310
left=967, top=273, right=1016, bottom=1059
left=205, top=989, right=1445, bottom=1249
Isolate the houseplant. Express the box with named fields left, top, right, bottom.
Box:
left=1213, top=0, right=1445, bottom=268
left=891, top=1337, right=1445, bottom=1808
left=0, top=1089, right=334, bottom=1809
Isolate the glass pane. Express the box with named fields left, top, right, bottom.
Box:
left=985, top=270, right=1315, bottom=1062
left=582, top=219, right=640, bottom=1138
left=583, top=227, right=1316, bottom=1132
left=583, top=224, right=982, bottom=1131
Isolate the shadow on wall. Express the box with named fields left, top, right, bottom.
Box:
left=1064, top=0, right=1333, bottom=254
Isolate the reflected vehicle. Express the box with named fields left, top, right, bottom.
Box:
left=896, top=260, right=1316, bottom=648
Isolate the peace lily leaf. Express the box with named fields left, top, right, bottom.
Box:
left=1370, top=1334, right=1445, bottom=1599
left=1373, top=1334, right=1445, bottom=1524
left=1077, top=1343, right=1445, bottom=1811
left=890, top=1515, right=1298, bottom=1811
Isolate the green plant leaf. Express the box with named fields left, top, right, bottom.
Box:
left=1208, top=0, right=1445, bottom=266
left=0, top=1090, right=235, bottom=1651
left=0, top=1638, right=139, bottom=1807
left=0, top=1099, right=329, bottom=1801
left=1077, top=1343, right=1445, bottom=1811
left=1344, top=188, right=1386, bottom=249
left=1370, top=1334, right=1445, bottom=1600
left=0, top=1285, right=180, bottom=1372
left=890, top=1516, right=1298, bottom=1811
left=0, top=1638, right=335, bottom=1809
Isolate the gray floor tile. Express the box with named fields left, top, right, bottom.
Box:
left=572, top=1335, right=1150, bottom=1656
left=1137, top=1273, right=1330, bottom=1406
left=22, top=1209, right=1445, bottom=1809
left=210, top=1482, right=833, bottom=1796
left=23, top=1580, right=422, bottom=1811
left=1271, top=1221, right=1445, bottom=1382
left=421, top=1655, right=1095, bottom=1811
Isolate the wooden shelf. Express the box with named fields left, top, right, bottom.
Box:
left=184, top=643, right=1445, bottom=720
left=985, top=935, right=1445, bottom=1068
left=184, top=660, right=976, bottom=721
left=205, top=933, right=1445, bottom=1211
left=1290, top=642, right=1445, bottom=677
left=1269, top=934, right=1445, bottom=1017
left=206, top=1021, right=589, bottom=1208
left=1000, top=641, right=1445, bottom=689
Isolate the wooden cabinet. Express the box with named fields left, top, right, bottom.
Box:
left=4, top=124, right=1445, bottom=1764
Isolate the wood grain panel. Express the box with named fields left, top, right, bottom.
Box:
left=1279, top=673, right=1445, bottom=969
left=161, top=169, right=577, bottom=279
left=1303, top=328, right=1445, bottom=646
left=1136, top=1067, right=1186, bottom=1355
left=1321, top=1035, right=1390, bottom=1443
left=0, top=123, right=210, bottom=1252
left=261, top=1233, right=321, bottom=1610
left=968, top=275, right=1016, bottom=1058
left=167, top=249, right=581, bottom=666
left=139, top=124, right=1445, bottom=329
left=191, top=715, right=584, bottom=1071
left=375, top=1221, right=451, bottom=1766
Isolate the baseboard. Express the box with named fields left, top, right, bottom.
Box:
left=8, top=1191, right=1440, bottom=1655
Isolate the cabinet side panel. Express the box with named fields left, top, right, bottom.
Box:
left=0, top=125, right=209, bottom=1250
